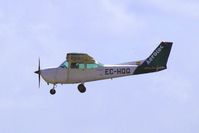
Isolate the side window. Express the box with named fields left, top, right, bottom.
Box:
left=71, top=63, right=79, bottom=69
left=69, top=63, right=101, bottom=69
left=87, top=64, right=98, bottom=69
left=79, top=64, right=85, bottom=69
left=71, top=63, right=85, bottom=69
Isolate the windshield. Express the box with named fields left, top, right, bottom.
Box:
left=59, top=61, right=68, bottom=68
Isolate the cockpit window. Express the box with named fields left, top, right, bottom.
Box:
left=86, top=64, right=98, bottom=69
left=86, top=62, right=103, bottom=69
left=71, top=63, right=85, bottom=69
left=59, top=60, right=103, bottom=69
left=59, top=61, right=68, bottom=68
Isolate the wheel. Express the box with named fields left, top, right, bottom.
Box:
left=50, top=89, right=56, bottom=95
left=78, top=84, right=86, bottom=93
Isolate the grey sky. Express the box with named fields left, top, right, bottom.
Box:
left=0, top=0, right=199, bottom=133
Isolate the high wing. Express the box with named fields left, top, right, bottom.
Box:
left=67, top=53, right=95, bottom=64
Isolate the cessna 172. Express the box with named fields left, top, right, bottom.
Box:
left=35, top=42, right=173, bottom=95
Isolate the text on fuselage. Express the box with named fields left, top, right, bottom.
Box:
left=105, top=68, right=131, bottom=75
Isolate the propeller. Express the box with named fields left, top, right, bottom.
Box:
left=34, top=58, right=41, bottom=88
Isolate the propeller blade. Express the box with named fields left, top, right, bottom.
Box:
left=35, top=58, right=41, bottom=88
left=39, top=71, right=41, bottom=88
left=38, top=58, right=41, bottom=88
left=39, top=58, right=40, bottom=72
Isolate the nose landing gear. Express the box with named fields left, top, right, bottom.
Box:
left=50, top=84, right=57, bottom=95
left=78, top=84, right=86, bottom=93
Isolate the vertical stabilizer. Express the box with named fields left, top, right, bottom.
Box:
left=134, top=42, right=173, bottom=74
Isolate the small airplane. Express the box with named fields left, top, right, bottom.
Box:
left=35, top=42, right=173, bottom=95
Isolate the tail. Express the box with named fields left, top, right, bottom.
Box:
left=134, top=42, right=173, bottom=75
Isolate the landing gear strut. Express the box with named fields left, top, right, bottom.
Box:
left=50, top=84, right=57, bottom=95
left=78, top=84, right=86, bottom=93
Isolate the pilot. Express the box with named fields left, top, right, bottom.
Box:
left=71, top=63, right=79, bottom=69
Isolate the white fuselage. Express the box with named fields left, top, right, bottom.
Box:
left=40, top=65, right=138, bottom=84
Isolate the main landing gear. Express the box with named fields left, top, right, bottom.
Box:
left=78, top=84, right=86, bottom=93
left=50, top=84, right=57, bottom=95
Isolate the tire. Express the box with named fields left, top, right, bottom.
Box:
left=50, top=89, right=56, bottom=95
left=78, top=84, right=86, bottom=93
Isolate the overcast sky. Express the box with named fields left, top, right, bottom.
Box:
left=0, top=0, right=199, bottom=133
